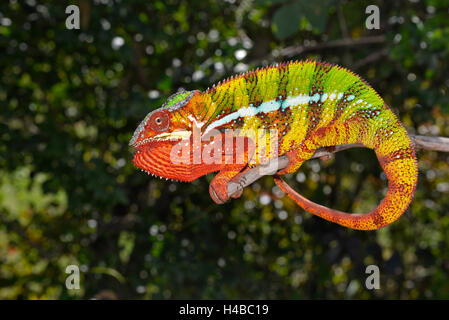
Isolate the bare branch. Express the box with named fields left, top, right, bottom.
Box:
left=227, top=134, right=449, bottom=197
left=353, top=49, right=388, bottom=68
left=272, top=35, right=386, bottom=59
left=413, top=135, right=449, bottom=152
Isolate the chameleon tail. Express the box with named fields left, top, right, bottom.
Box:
left=274, top=125, right=418, bottom=230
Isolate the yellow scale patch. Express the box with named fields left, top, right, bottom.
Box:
left=233, top=77, right=249, bottom=112
left=338, top=87, right=383, bottom=123
left=257, top=67, right=280, bottom=101
left=240, top=68, right=281, bottom=164
left=211, top=81, right=233, bottom=112
left=316, top=66, right=355, bottom=130
left=241, top=68, right=280, bottom=133
left=377, top=125, right=411, bottom=156
left=281, top=61, right=316, bottom=153
left=384, top=158, right=417, bottom=185
left=363, top=109, right=393, bottom=149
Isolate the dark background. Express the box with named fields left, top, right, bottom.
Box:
left=1, top=0, right=449, bottom=299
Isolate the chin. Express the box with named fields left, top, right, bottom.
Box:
left=132, top=139, right=217, bottom=182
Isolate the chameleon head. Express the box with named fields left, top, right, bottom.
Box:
left=129, top=89, right=198, bottom=148
left=129, top=89, right=209, bottom=181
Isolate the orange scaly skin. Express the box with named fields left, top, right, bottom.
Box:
left=130, top=60, right=418, bottom=230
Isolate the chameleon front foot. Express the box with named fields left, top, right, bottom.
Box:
left=209, top=182, right=228, bottom=204
left=209, top=182, right=244, bottom=204
left=209, top=167, right=248, bottom=204
left=210, top=181, right=244, bottom=204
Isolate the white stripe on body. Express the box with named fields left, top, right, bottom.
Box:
left=202, top=91, right=356, bottom=136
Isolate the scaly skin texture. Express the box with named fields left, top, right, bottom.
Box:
left=130, top=60, right=418, bottom=230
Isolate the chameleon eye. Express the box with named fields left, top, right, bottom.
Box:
left=148, top=111, right=169, bottom=131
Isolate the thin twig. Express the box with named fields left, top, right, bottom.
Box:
left=272, top=35, right=386, bottom=59
left=249, top=36, right=386, bottom=66
left=227, top=134, right=449, bottom=197
left=353, top=49, right=388, bottom=68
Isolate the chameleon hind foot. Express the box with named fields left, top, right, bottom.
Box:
left=319, top=146, right=336, bottom=161
left=277, top=148, right=314, bottom=175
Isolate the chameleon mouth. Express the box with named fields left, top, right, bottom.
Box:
left=132, top=130, right=192, bottom=148
left=131, top=130, right=222, bottom=182
left=132, top=137, right=202, bottom=182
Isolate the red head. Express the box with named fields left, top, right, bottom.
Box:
left=129, top=90, right=221, bottom=181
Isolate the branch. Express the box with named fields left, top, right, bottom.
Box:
left=353, top=49, right=388, bottom=68
left=271, top=35, right=386, bottom=59
left=249, top=35, right=387, bottom=68
left=227, top=134, right=449, bottom=197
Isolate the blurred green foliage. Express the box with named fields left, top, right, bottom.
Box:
left=1, top=0, right=449, bottom=299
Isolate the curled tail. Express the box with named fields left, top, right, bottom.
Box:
left=275, top=121, right=418, bottom=230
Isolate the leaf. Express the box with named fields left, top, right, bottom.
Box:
left=157, top=76, right=172, bottom=91
left=298, top=0, right=330, bottom=33
left=118, top=231, right=135, bottom=264
left=272, top=2, right=302, bottom=40
left=91, top=267, right=125, bottom=284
